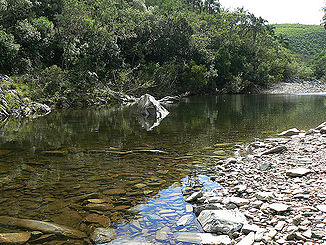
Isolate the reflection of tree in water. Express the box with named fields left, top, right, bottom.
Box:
left=1, top=95, right=326, bottom=153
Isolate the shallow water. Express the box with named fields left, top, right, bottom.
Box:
left=1, top=94, right=326, bottom=244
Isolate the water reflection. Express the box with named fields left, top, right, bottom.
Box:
left=1, top=94, right=326, bottom=243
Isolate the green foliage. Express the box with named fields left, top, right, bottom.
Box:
left=274, top=24, right=326, bottom=56
left=0, top=27, right=20, bottom=73
left=312, top=49, right=326, bottom=80
left=0, top=0, right=317, bottom=101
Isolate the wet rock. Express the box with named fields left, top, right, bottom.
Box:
left=236, top=232, right=255, bottom=245
left=0, top=216, right=86, bottom=238
left=0, top=232, right=31, bottom=244
left=41, top=150, right=67, bottom=156
left=197, top=210, right=247, bottom=234
left=278, top=128, right=302, bottom=136
left=135, top=183, right=147, bottom=188
left=138, top=94, right=169, bottom=131
left=85, top=203, right=114, bottom=211
left=155, top=227, right=170, bottom=241
left=177, top=214, right=194, bottom=226
left=84, top=214, right=111, bottom=227
left=286, top=168, right=311, bottom=177
left=103, top=189, right=126, bottom=195
left=185, top=191, right=203, bottom=202
left=174, top=232, right=231, bottom=245
left=91, top=228, right=116, bottom=244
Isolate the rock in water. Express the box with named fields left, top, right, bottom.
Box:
left=137, top=94, right=170, bottom=130
left=0, top=216, right=86, bottom=239
left=0, top=232, right=31, bottom=244
left=197, top=210, right=247, bottom=234
left=177, top=214, right=194, bottom=226
left=91, top=228, right=116, bottom=244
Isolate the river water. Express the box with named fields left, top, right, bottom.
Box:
left=1, top=94, right=326, bottom=244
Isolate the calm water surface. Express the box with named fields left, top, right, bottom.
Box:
left=1, top=94, right=326, bottom=244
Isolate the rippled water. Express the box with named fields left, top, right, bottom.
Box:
left=1, top=94, right=326, bottom=244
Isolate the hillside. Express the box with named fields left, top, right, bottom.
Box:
left=274, top=24, right=326, bottom=56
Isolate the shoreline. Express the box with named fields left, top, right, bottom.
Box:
left=179, top=124, right=326, bottom=244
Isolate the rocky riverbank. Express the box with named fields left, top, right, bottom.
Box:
left=179, top=123, right=326, bottom=245
left=263, top=79, right=326, bottom=94
left=0, top=78, right=51, bottom=120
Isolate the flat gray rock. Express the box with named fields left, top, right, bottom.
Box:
left=286, top=168, right=311, bottom=177
left=269, top=203, right=289, bottom=212
left=197, top=210, right=247, bottom=234
left=316, top=204, right=326, bottom=212
left=278, top=128, right=302, bottom=136
left=236, top=232, right=255, bottom=245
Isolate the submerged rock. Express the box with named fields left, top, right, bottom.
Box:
left=0, top=232, right=31, bottom=244
left=91, top=228, right=116, bottom=244
left=0, top=216, right=86, bottom=239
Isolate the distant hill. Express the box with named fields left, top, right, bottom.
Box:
left=274, top=24, right=326, bottom=56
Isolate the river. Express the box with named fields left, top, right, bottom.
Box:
left=1, top=94, right=326, bottom=244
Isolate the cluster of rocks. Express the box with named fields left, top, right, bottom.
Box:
left=180, top=122, right=326, bottom=244
left=263, top=79, right=326, bottom=94
left=0, top=84, right=51, bottom=120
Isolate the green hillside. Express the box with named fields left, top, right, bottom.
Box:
left=274, top=24, right=326, bottom=56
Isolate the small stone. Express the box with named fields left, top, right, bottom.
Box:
left=286, top=168, right=311, bottom=177
left=242, top=224, right=261, bottom=234
left=177, top=214, right=194, bottom=226
left=197, top=210, right=247, bottom=234
left=0, top=232, right=31, bottom=244
left=103, top=189, right=126, bottom=195
left=134, top=183, right=147, bottom=188
left=226, top=157, right=237, bottom=164
left=84, top=214, right=111, bottom=227
left=85, top=203, right=114, bottom=211
left=269, top=203, right=289, bottom=212
left=256, top=192, right=274, bottom=201
left=186, top=191, right=203, bottom=202
left=186, top=205, right=193, bottom=212
left=260, top=146, right=287, bottom=155
left=236, top=232, right=255, bottom=245
left=320, top=127, right=326, bottom=134
left=199, top=233, right=231, bottom=245
left=262, top=228, right=277, bottom=243
left=156, top=227, right=170, bottom=241
left=278, top=128, right=302, bottom=136
left=302, top=229, right=312, bottom=238
left=91, top=228, right=116, bottom=244
left=224, top=197, right=249, bottom=207
left=275, top=221, right=286, bottom=231
left=317, top=205, right=326, bottom=212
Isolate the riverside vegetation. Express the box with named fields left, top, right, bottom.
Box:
left=0, top=0, right=322, bottom=116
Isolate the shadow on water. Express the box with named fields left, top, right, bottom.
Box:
left=1, top=94, right=326, bottom=243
